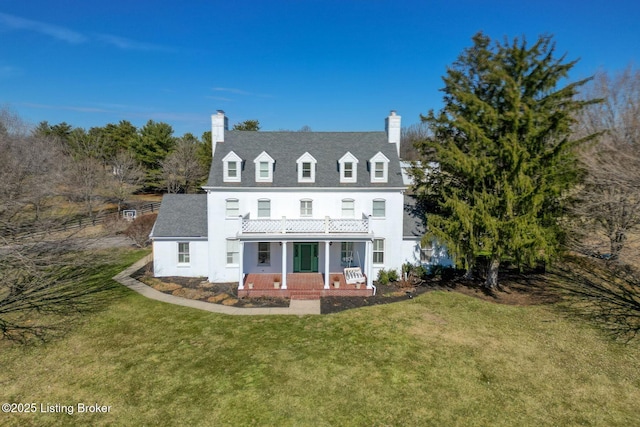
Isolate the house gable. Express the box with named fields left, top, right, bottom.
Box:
left=338, top=151, right=359, bottom=183
left=253, top=151, right=275, bottom=183
left=222, top=151, right=242, bottom=183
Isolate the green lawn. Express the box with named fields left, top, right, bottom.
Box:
left=1, top=250, right=639, bottom=426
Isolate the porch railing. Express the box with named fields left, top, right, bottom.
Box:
left=241, top=216, right=369, bottom=234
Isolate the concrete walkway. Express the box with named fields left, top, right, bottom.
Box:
left=113, top=254, right=321, bottom=315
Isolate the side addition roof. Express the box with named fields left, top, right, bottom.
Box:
left=403, top=194, right=426, bottom=240
left=151, top=194, right=208, bottom=239
left=206, top=131, right=405, bottom=188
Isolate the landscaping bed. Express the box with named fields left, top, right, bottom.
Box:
left=132, top=263, right=557, bottom=313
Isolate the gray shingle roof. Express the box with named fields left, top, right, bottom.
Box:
left=403, top=194, right=426, bottom=239
left=151, top=194, right=208, bottom=238
left=206, top=131, right=405, bottom=188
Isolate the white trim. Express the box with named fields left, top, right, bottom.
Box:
left=338, top=152, right=359, bottom=183
left=369, top=152, right=390, bottom=183
left=296, top=152, right=317, bottom=183
left=341, top=198, right=355, bottom=218
left=372, top=199, right=386, bottom=218
left=177, top=241, right=190, bottom=265
left=257, top=199, right=271, bottom=218
left=225, top=198, right=239, bottom=217
left=373, top=238, right=385, bottom=264
left=222, top=151, right=242, bottom=183
left=253, top=151, right=275, bottom=183
left=226, top=238, right=240, bottom=266
left=300, top=199, right=313, bottom=217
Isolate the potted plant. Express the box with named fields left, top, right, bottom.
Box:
left=332, top=275, right=341, bottom=288
left=355, top=282, right=362, bottom=290
left=273, top=274, right=281, bottom=289
left=248, top=282, right=254, bottom=290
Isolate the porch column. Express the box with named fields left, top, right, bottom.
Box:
left=324, top=241, right=331, bottom=289
left=238, top=241, right=245, bottom=290
left=366, top=239, right=373, bottom=289
left=281, top=241, right=287, bottom=289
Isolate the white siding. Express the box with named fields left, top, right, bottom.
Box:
left=153, top=240, right=209, bottom=277
left=207, top=189, right=406, bottom=282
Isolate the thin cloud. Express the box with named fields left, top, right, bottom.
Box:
left=20, top=102, right=110, bottom=113
left=0, top=12, right=87, bottom=44
left=0, top=12, right=173, bottom=52
left=95, top=33, right=174, bottom=52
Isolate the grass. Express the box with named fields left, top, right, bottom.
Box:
left=1, top=250, right=640, bottom=426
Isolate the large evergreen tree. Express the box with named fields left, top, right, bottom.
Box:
left=131, top=120, right=176, bottom=189
left=413, top=33, right=596, bottom=289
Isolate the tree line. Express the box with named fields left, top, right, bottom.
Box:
left=409, top=32, right=640, bottom=290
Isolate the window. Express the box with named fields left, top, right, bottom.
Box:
left=258, top=199, right=271, bottom=218
left=300, top=199, right=313, bottom=217
left=178, top=242, right=190, bottom=264
left=374, top=162, right=385, bottom=179
left=222, top=151, right=242, bottom=182
left=296, top=152, right=317, bottom=182
left=342, top=199, right=354, bottom=218
left=302, top=162, right=312, bottom=178
left=339, top=152, right=358, bottom=183
left=341, top=242, right=354, bottom=266
left=369, top=152, right=390, bottom=183
left=373, top=239, right=384, bottom=264
left=253, top=151, right=274, bottom=183
left=228, top=161, right=238, bottom=178
left=258, top=242, right=270, bottom=265
left=420, top=242, right=433, bottom=263
left=372, top=199, right=386, bottom=217
left=226, top=239, right=239, bottom=265
left=226, top=199, right=239, bottom=217
left=259, top=161, right=269, bottom=179
left=344, top=162, right=353, bottom=178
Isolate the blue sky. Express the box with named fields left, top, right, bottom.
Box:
left=1, top=0, right=639, bottom=136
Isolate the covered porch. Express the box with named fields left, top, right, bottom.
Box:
left=236, top=216, right=376, bottom=296
left=238, top=272, right=372, bottom=299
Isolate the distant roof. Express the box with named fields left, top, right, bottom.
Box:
left=151, top=194, right=207, bottom=238
left=403, top=194, right=426, bottom=239
left=206, top=131, right=405, bottom=188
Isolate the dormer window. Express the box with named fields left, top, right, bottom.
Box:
left=296, top=152, right=317, bottom=183
left=253, top=151, right=274, bottom=183
left=338, top=152, right=358, bottom=183
left=302, top=162, right=312, bottom=178
left=222, top=151, right=242, bottom=183
left=369, top=152, right=390, bottom=183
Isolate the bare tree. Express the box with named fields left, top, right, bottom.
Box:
left=400, top=122, right=430, bottom=161
left=161, top=136, right=207, bottom=194
left=124, top=213, right=157, bottom=247
left=0, top=109, right=116, bottom=343
left=550, top=256, right=640, bottom=341
left=0, top=110, right=64, bottom=232
left=107, top=150, right=144, bottom=213
left=571, top=67, right=640, bottom=260
left=65, top=156, right=108, bottom=221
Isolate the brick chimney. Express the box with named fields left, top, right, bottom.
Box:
left=385, top=110, right=401, bottom=156
left=211, top=110, right=228, bottom=156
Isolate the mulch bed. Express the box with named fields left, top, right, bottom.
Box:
left=131, top=263, right=559, bottom=314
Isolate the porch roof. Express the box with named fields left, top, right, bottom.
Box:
left=237, top=233, right=373, bottom=242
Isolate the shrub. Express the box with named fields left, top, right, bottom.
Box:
left=387, top=269, right=399, bottom=282
left=377, top=268, right=389, bottom=285
left=124, top=213, right=157, bottom=248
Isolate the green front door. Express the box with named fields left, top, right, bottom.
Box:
left=294, top=243, right=319, bottom=272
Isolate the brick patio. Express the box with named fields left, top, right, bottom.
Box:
left=239, top=273, right=372, bottom=299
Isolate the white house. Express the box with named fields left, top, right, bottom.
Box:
left=151, top=111, right=450, bottom=297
